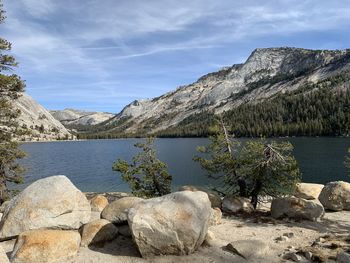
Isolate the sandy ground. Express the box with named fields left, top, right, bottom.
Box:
left=2, top=210, right=350, bottom=263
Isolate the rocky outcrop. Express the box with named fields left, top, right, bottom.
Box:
left=101, top=47, right=350, bottom=134
left=271, top=197, right=324, bottom=221
left=10, top=229, right=81, bottom=263
left=90, top=195, right=109, bottom=212
left=80, top=219, right=118, bottom=247
left=294, top=183, right=324, bottom=200
left=101, top=197, right=143, bottom=224
left=14, top=93, right=73, bottom=141
left=222, top=196, right=254, bottom=214
left=50, top=108, right=114, bottom=126
left=179, top=185, right=222, bottom=208
left=319, top=181, right=350, bottom=211
left=0, top=176, right=91, bottom=238
left=127, top=191, right=212, bottom=257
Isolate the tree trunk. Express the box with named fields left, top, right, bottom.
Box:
left=250, top=180, right=262, bottom=209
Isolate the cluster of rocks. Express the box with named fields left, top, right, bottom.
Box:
left=0, top=176, right=222, bottom=263
left=1, top=177, right=350, bottom=262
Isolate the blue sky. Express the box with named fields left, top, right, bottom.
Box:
left=2, top=0, right=350, bottom=113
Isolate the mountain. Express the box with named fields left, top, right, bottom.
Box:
left=50, top=109, right=114, bottom=126
left=14, top=93, right=73, bottom=141
left=81, top=47, right=350, bottom=138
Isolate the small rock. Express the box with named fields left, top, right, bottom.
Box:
left=209, top=207, right=222, bottom=226
left=304, top=251, right=313, bottom=260
left=203, top=230, right=216, bottom=247
left=225, top=240, right=269, bottom=259
left=11, top=229, right=81, bottom=263
left=90, top=195, right=109, bottom=212
left=283, top=232, right=295, bottom=238
left=80, top=219, right=118, bottom=247
left=0, top=244, right=9, bottom=263
left=337, top=251, right=350, bottom=263
left=118, top=224, right=131, bottom=237
left=222, top=196, right=254, bottom=214
left=275, top=236, right=289, bottom=242
left=101, top=197, right=143, bottom=224
left=283, top=252, right=302, bottom=262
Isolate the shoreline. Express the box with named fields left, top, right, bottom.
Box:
left=20, top=135, right=350, bottom=143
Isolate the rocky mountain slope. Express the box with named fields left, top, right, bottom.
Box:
left=50, top=109, right=114, bottom=126
left=14, top=93, right=73, bottom=141
left=99, top=47, right=350, bottom=136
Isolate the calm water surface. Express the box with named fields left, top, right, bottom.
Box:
left=18, top=138, right=350, bottom=192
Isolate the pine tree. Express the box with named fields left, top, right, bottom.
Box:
left=195, top=119, right=301, bottom=208
left=0, top=2, right=26, bottom=203
left=112, top=137, right=172, bottom=198
left=238, top=139, right=301, bottom=208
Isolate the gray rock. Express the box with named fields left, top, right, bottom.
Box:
left=283, top=252, right=302, bottom=262
left=271, top=197, right=324, bottom=221
left=319, top=181, right=350, bottom=211
left=0, top=175, right=91, bottom=238
left=225, top=240, right=269, bottom=259
left=11, top=229, right=81, bottom=263
left=128, top=191, right=212, bottom=257
left=337, top=251, right=350, bottom=263
left=222, top=196, right=254, bottom=214
left=294, top=183, right=324, bottom=200
left=101, top=197, right=143, bottom=224
left=0, top=244, right=9, bottom=263
left=80, top=219, right=118, bottom=247
left=179, top=185, right=222, bottom=208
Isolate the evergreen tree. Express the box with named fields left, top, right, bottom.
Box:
left=237, top=140, right=301, bottom=208
left=195, top=119, right=301, bottom=208
left=0, top=2, right=26, bottom=203
left=112, top=137, right=172, bottom=198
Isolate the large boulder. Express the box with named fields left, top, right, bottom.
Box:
left=90, top=195, right=109, bottom=212
left=128, top=191, right=212, bottom=257
left=101, top=197, right=142, bottom=224
left=271, top=197, right=324, bottom=221
left=179, top=185, right=222, bottom=208
left=294, top=183, right=324, bottom=200
left=11, top=229, right=81, bottom=263
left=80, top=219, right=118, bottom=247
left=0, top=175, right=91, bottom=238
left=222, top=196, right=254, bottom=214
left=319, top=181, right=350, bottom=211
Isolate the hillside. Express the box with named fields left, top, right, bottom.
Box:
left=77, top=47, right=350, bottom=138
left=50, top=109, right=114, bottom=126
left=14, top=94, right=73, bottom=141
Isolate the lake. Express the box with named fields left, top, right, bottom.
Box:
left=18, top=137, right=350, bottom=193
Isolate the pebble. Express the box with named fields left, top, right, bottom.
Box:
left=283, top=232, right=295, bottom=238
left=283, top=252, right=302, bottom=262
